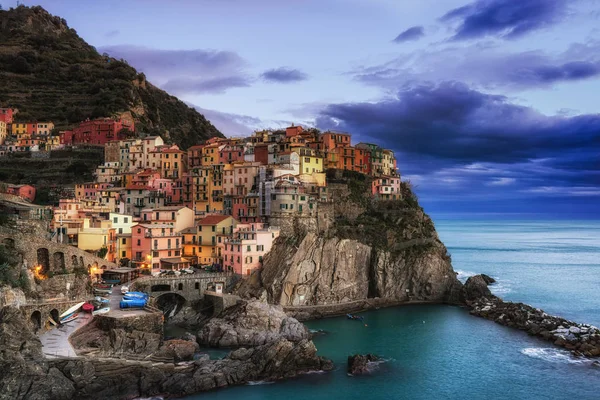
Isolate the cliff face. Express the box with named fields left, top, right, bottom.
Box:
left=238, top=177, right=463, bottom=310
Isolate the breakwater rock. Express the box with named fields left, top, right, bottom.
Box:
left=198, top=300, right=309, bottom=347
left=347, top=354, right=381, bottom=375
left=0, top=305, right=333, bottom=399
left=466, top=275, right=600, bottom=358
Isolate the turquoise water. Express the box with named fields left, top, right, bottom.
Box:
left=185, top=220, right=600, bottom=399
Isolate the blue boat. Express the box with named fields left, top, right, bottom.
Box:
left=346, top=313, right=364, bottom=321
left=120, top=299, right=147, bottom=308
left=123, top=291, right=148, bottom=299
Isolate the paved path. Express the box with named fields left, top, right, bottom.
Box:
left=39, top=311, right=92, bottom=358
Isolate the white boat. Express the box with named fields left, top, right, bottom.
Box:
left=121, top=286, right=129, bottom=294
left=60, top=301, right=85, bottom=318
left=61, top=315, right=78, bottom=324
left=92, top=307, right=110, bottom=316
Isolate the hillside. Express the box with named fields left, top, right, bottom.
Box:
left=0, top=5, right=224, bottom=148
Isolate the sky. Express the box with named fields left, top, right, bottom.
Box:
left=12, top=0, right=600, bottom=218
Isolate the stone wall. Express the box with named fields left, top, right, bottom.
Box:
left=204, top=291, right=241, bottom=316
left=131, top=273, right=235, bottom=302
left=95, top=312, right=164, bottom=336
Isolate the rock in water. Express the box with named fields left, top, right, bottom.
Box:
left=462, top=275, right=494, bottom=302
left=480, top=274, right=496, bottom=285
left=347, top=354, right=380, bottom=375
left=198, top=300, right=310, bottom=347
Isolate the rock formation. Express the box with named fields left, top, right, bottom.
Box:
left=347, top=354, right=381, bottom=375
left=0, top=305, right=333, bottom=400
left=198, top=300, right=310, bottom=347
left=464, top=274, right=600, bottom=358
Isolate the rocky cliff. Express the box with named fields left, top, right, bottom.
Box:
left=0, top=305, right=332, bottom=400
left=238, top=178, right=463, bottom=313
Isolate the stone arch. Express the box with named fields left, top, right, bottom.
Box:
left=30, top=310, right=41, bottom=332
left=151, top=284, right=171, bottom=292
left=49, top=308, right=59, bottom=325
left=37, top=248, right=50, bottom=274
left=101, top=265, right=107, bottom=270
left=155, top=292, right=187, bottom=318
left=53, top=251, right=65, bottom=272
left=71, top=255, right=79, bottom=269
left=2, top=237, right=15, bottom=248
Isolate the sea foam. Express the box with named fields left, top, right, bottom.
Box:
left=520, top=348, right=589, bottom=365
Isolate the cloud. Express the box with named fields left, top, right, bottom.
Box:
left=163, top=76, right=253, bottom=95
left=440, top=0, right=569, bottom=40
left=315, top=81, right=600, bottom=204
left=261, top=67, right=308, bottom=83
left=393, top=26, right=425, bottom=43
left=105, top=30, right=120, bottom=38
left=98, top=45, right=247, bottom=78
left=351, top=40, right=600, bottom=91
left=194, top=106, right=262, bottom=136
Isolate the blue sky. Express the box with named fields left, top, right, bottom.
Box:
left=13, top=0, right=600, bottom=218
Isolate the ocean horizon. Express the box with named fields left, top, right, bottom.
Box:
left=184, top=218, right=600, bottom=400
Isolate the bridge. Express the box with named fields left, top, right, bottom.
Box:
left=130, top=272, right=238, bottom=305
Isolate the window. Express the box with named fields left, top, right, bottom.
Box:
left=137, top=239, right=141, bottom=246
left=118, top=228, right=123, bottom=234
left=124, top=217, right=128, bottom=223
left=195, top=282, right=200, bottom=289
left=153, top=251, right=158, bottom=257
left=113, top=217, right=118, bottom=223
left=137, top=228, right=141, bottom=234
left=178, top=283, right=183, bottom=290
left=247, top=245, right=251, bottom=251
left=212, top=226, right=216, bottom=232
left=122, top=251, right=126, bottom=257
left=122, top=238, right=126, bottom=244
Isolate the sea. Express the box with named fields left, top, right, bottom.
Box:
left=183, top=220, right=600, bottom=400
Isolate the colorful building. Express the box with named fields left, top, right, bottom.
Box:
left=131, top=223, right=183, bottom=274
left=222, top=223, right=280, bottom=275
left=181, top=215, right=237, bottom=266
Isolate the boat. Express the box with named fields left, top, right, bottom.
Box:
left=93, top=288, right=111, bottom=294
left=123, top=292, right=148, bottom=299
left=346, top=313, right=364, bottom=321
left=60, top=302, right=85, bottom=318
left=120, top=298, right=147, bottom=309
left=47, top=317, right=58, bottom=326
left=121, top=286, right=129, bottom=294
left=82, top=303, right=94, bottom=313
left=92, top=307, right=110, bottom=316
left=61, top=315, right=79, bottom=324
left=94, top=296, right=110, bottom=304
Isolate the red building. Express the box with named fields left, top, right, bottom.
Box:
left=0, top=108, right=14, bottom=124
left=286, top=125, right=303, bottom=138
left=4, top=184, right=36, bottom=202
left=61, top=118, right=134, bottom=146
left=219, top=144, right=245, bottom=164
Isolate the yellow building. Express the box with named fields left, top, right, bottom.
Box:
left=182, top=215, right=237, bottom=265
left=115, top=234, right=132, bottom=261
left=202, top=144, right=221, bottom=166
left=294, top=147, right=323, bottom=174
left=161, top=147, right=185, bottom=179
left=0, top=121, right=6, bottom=145
left=46, top=135, right=61, bottom=150
left=11, top=123, right=27, bottom=136
left=77, top=219, right=115, bottom=260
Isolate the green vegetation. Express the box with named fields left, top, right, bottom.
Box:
left=0, top=5, right=223, bottom=148
left=0, top=147, right=103, bottom=204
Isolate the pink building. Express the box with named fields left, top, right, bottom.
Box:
left=132, top=170, right=161, bottom=187
left=219, top=144, right=245, bottom=164
left=371, top=176, right=401, bottom=199
left=131, top=223, right=185, bottom=274
left=222, top=223, right=280, bottom=276
left=223, top=162, right=260, bottom=196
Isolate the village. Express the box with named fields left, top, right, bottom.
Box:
left=0, top=108, right=401, bottom=279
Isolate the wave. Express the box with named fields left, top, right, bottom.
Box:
left=520, top=348, right=589, bottom=365
left=455, top=269, right=476, bottom=282
left=489, top=280, right=512, bottom=295
left=247, top=380, right=275, bottom=385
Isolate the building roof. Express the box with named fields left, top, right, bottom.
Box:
left=161, top=257, right=192, bottom=264
left=197, top=214, right=232, bottom=225
left=133, top=223, right=175, bottom=229
left=179, top=226, right=197, bottom=234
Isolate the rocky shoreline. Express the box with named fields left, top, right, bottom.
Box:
left=464, top=275, right=600, bottom=358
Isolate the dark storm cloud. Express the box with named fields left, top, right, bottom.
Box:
left=315, top=81, right=600, bottom=197
left=351, top=41, right=600, bottom=90
left=393, top=26, right=425, bottom=43
left=440, top=0, right=568, bottom=40
left=260, top=67, right=308, bottom=83
left=163, top=76, right=252, bottom=95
